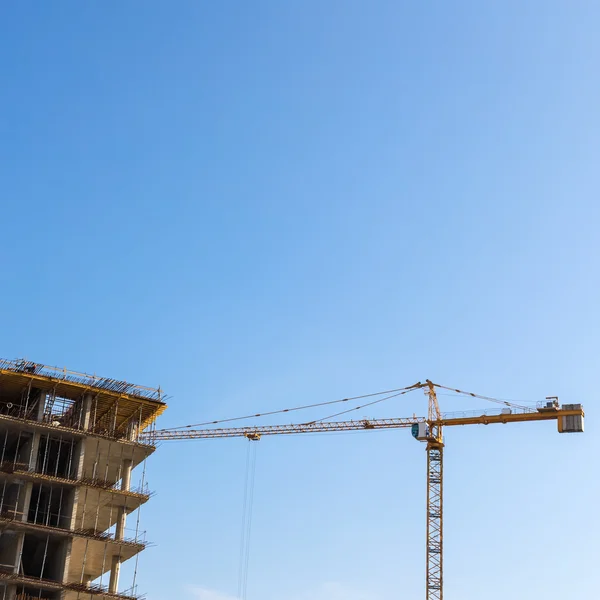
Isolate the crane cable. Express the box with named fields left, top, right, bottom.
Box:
left=155, top=382, right=534, bottom=436
left=155, top=382, right=424, bottom=432
left=306, top=384, right=423, bottom=424
left=238, top=441, right=258, bottom=600
left=309, top=382, right=535, bottom=424
left=430, top=383, right=534, bottom=411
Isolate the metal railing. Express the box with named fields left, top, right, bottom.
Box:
left=0, top=570, right=142, bottom=599
left=0, top=461, right=152, bottom=498
left=0, top=358, right=163, bottom=402
left=440, top=406, right=537, bottom=420
left=0, top=512, right=148, bottom=547
left=0, top=409, right=157, bottom=448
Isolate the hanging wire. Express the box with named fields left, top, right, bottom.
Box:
left=431, top=383, right=534, bottom=410
left=238, top=444, right=251, bottom=598
left=243, top=443, right=257, bottom=600
left=308, top=385, right=423, bottom=423
left=238, top=442, right=258, bottom=600
left=131, top=456, right=148, bottom=595
left=156, top=383, right=423, bottom=432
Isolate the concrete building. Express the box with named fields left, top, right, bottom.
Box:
left=0, top=359, right=166, bottom=600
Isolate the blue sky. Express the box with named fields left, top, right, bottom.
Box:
left=0, top=2, right=598, bottom=598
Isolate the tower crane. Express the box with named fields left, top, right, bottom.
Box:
left=143, top=381, right=584, bottom=600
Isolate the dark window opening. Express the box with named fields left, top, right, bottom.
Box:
left=0, top=481, right=25, bottom=519
left=0, top=430, right=33, bottom=473
left=20, top=534, right=65, bottom=582
left=36, top=436, right=76, bottom=479
left=27, top=484, right=72, bottom=529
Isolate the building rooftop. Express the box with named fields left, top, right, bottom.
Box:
left=0, top=358, right=167, bottom=434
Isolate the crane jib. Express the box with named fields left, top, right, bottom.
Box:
left=146, top=406, right=584, bottom=441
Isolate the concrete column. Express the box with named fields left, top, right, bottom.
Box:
left=15, top=482, right=32, bottom=522
left=24, top=433, right=41, bottom=472
left=62, top=488, right=79, bottom=531
left=115, top=507, right=127, bottom=541
left=28, top=436, right=40, bottom=472
left=13, top=533, right=25, bottom=575
left=34, top=390, right=46, bottom=422
left=17, top=429, right=40, bottom=473
left=121, top=459, right=133, bottom=492
left=59, top=538, right=73, bottom=585
left=3, top=583, right=17, bottom=600
left=108, top=555, right=121, bottom=593
left=71, top=439, right=86, bottom=480
left=65, top=440, right=87, bottom=531
left=81, top=394, right=93, bottom=431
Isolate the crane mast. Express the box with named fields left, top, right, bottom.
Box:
left=144, top=384, right=584, bottom=600
left=426, top=382, right=443, bottom=600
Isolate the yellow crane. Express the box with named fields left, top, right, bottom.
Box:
left=144, top=381, right=584, bottom=600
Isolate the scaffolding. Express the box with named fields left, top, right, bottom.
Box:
left=0, top=359, right=166, bottom=600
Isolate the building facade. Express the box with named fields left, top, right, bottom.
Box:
left=0, top=359, right=165, bottom=600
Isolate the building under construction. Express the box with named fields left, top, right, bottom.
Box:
left=0, top=358, right=584, bottom=600
left=0, top=359, right=166, bottom=600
